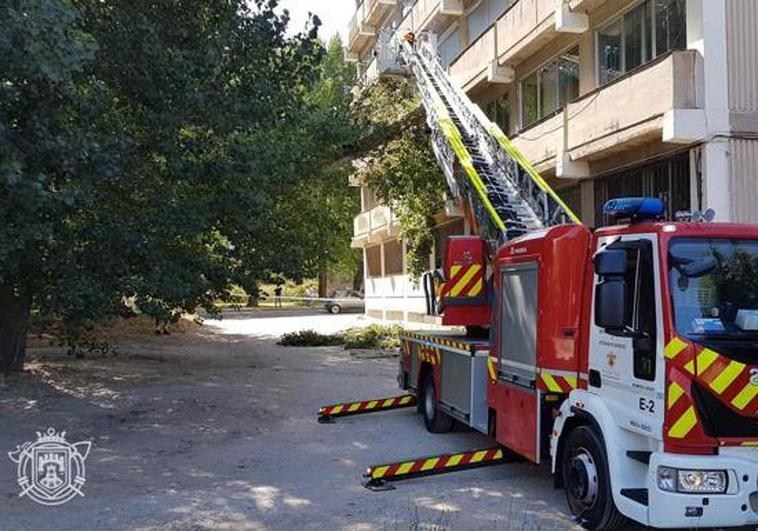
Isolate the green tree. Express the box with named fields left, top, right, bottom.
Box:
left=353, top=79, right=447, bottom=278
left=0, top=0, right=323, bottom=371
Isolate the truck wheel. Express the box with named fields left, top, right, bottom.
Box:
left=328, top=304, right=341, bottom=314
left=422, top=373, right=453, bottom=433
left=562, top=426, right=627, bottom=531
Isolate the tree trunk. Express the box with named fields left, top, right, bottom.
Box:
left=0, top=286, right=30, bottom=373
left=353, top=261, right=364, bottom=292
left=318, top=270, right=328, bottom=298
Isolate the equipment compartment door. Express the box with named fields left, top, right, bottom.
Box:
left=491, top=380, right=540, bottom=463
left=499, top=262, right=539, bottom=383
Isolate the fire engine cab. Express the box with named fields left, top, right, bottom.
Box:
left=398, top=198, right=758, bottom=529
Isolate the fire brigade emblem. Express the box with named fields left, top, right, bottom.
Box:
left=750, top=368, right=758, bottom=387
left=8, top=428, right=91, bottom=506
left=606, top=352, right=617, bottom=368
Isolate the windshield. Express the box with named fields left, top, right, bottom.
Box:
left=668, top=238, right=758, bottom=341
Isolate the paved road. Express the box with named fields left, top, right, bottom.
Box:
left=0, top=310, right=591, bottom=530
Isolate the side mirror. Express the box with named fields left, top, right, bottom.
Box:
left=595, top=278, right=627, bottom=330
left=595, top=249, right=627, bottom=276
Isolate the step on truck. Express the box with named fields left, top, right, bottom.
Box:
left=401, top=199, right=758, bottom=529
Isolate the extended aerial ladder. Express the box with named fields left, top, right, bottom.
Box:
left=393, top=34, right=582, bottom=319
left=398, top=35, right=582, bottom=243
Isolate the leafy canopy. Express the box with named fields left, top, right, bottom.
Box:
left=0, top=0, right=360, bottom=355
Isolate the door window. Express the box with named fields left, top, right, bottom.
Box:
left=605, top=240, right=658, bottom=381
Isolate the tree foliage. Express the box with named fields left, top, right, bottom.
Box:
left=0, top=0, right=365, bottom=369
left=354, top=80, right=447, bottom=278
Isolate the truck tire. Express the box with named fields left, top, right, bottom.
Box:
left=421, top=373, right=453, bottom=433
left=561, top=425, right=627, bottom=531
left=328, top=304, right=341, bottom=314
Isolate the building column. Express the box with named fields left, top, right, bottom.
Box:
left=580, top=180, right=595, bottom=227
left=687, top=0, right=733, bottom=220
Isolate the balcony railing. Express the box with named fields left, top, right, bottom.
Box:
left=353, top=205, right=398, bottom=244
left=496, top=0, right=555, bottom=65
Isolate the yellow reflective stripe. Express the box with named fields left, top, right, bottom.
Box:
left=563, top=376, right=578, bottom=389
left=668, top=406, right=697, bottom=439
left=450, top=265, right=462, bottom=279
left=348, top=403, right=361, bottom=412
left=742, top=441, right=758, bottom=447
left=487, top=358, right=497, bottom=380
left=542, top=374, right=563, bottom=393
left=710, top=361, right=745, bottom=394
left=683, top=360, right=695, bottom=374
left=450, top=265, right=482, bottom=297
left=493, top=449, right=503, bottom=459
left=665, top=337, right=688, bottom=359
left=446, top=454, right=463, bottom=467
left=470, top=450, right=487, bottom=463
left=396, top=462, right=415, bottom=475
left=467, top=279, right=484, bottom=297
left=366, top=400, right=378, bottom=409
left=438, top=117, right=506, bottom=232
left=399, top=396, right=412, bottom=405
left=667, top=382, right=684, bottom=410
left=382, top=399, right=394, bottom=407
left=732, top=384, right=758, bottom=411
left=371, top=466, right=389, bottom=479
left=696, top=349, right=720, bottom=376
left=485, top=123, right=582, bottom=225
left=331, top=406, right=344, bottom=414
left=421, top=458, right=439, bottom=471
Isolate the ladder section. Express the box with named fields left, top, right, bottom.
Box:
left=400, top=37, right=581, bottom=243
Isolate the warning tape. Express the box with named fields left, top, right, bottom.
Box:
left=318, top=395, right=416, bottom=423
left=265, top=296, right=364, bottom=303
left=364, top=447, right=509, bottom=489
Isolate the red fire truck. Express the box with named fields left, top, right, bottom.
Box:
left=397, top=200, right=758, bottom=529
left=320, top=34, right=757, bottom=530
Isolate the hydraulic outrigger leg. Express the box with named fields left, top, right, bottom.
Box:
left=363, top=447, right=510, bottom=491
left=317, top=395, right=416, bottom=423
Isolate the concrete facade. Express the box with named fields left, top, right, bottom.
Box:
left=347, top=0, right=758, bottom=323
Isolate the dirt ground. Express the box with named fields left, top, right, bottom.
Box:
left=1, top=309, right=594, bottom=530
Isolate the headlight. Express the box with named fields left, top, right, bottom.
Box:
left=657, top=466, right=728, bottom=494
left=677, top=470, right=728, bottom=493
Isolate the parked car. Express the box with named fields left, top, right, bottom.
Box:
left=324, top=290, right=364, bottom=314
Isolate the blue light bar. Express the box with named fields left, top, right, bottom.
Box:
left=603, top=197, right=665, bottom=221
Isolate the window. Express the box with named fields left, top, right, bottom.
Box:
left=362, top=187, right=377, bottom=211
left=439, top=27, right=460, bottom=67
left=594, top=151, right=690, bottom=227
left=366, top=245, right=381, bottom=277
left=468, top=2, right=489, bottom=44
left=520, top=47, right=579, bottom=128
left=557, top=185, right=582, bottom=221
left=598, top=0, right=686, bottom=85
left=485, top=93, right=511, bottom=134
left=384, top=239, right=404, bottom=276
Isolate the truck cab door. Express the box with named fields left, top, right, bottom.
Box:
left=589, top=234, right=665, bottom=439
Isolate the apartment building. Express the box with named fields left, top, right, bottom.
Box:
left=347, top=0, right=758, bottom=323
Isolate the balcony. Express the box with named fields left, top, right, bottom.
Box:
left=410, top=0, right=464, bottom=34
left=496, top=0, right=558, bottom=66
left=511, top=51, right=701, bottom=177
left=449, top=25, right=514, bottom=93
left=347, top=5, right=377, bottom=56
left=352, top=205, right=399, bottom=247
left=363, top=0, right=398, bottom=26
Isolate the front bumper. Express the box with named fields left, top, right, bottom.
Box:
left=647, top=449, right=758, bottom=528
